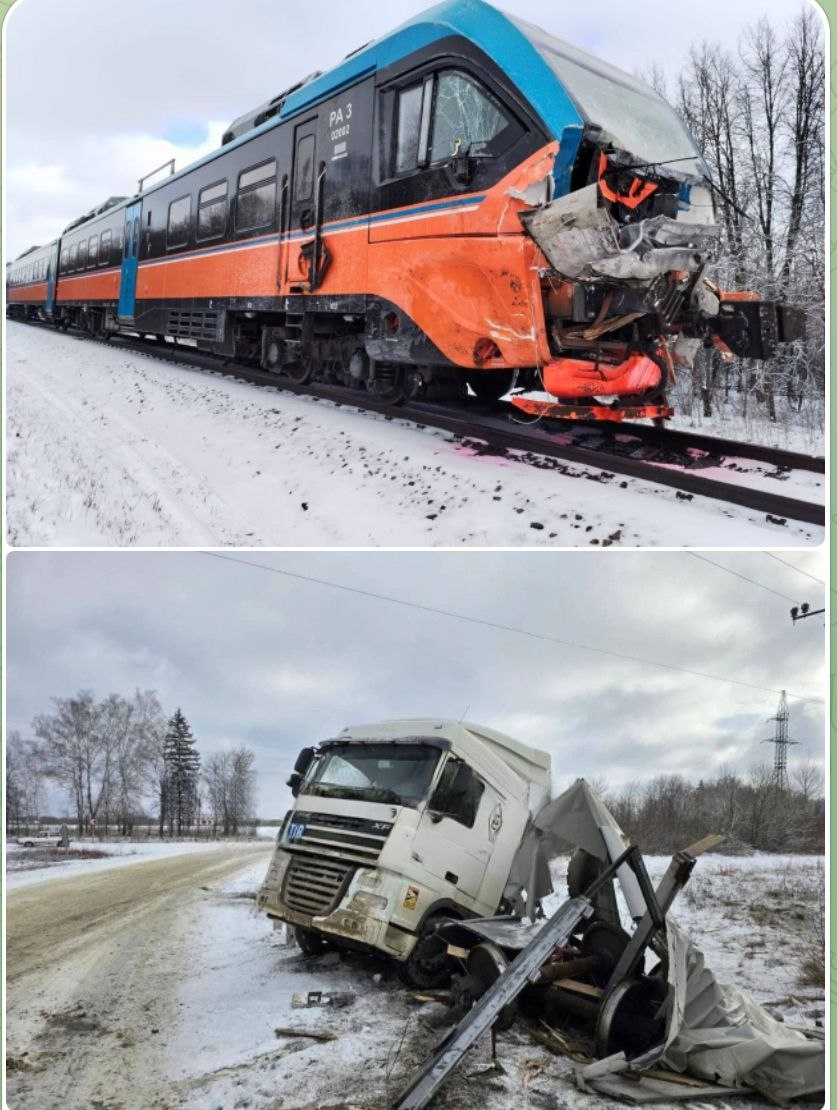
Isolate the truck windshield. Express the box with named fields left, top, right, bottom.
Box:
left=512, top=16, right=705, bottom=175
left=305, top=743, right=441, bottom=807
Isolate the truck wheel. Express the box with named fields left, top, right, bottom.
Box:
left=397, top=915, right=455, bottom=990
left=294, top=925, right=329, bottom=957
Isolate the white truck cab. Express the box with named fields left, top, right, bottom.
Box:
left=257, top=719, right=551, bottom=984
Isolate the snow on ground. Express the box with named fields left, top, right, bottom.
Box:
left=166, top=851, right=824, bottom=1109
left=5, top=836, right=262, bottom=890
left=668, top=398, right=825, bottom=457
left=6, top=322, right=823, bottom=547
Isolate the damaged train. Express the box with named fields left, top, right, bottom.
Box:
left=6, top=0, right=803, bottom=421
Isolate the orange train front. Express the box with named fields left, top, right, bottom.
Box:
left=6, top=0, right=802, bottom=419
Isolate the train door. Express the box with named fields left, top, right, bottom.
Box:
left=45, top=242, right=59, bottom=318
left=117, top=200, right=143, bottom=319
left=284, top=118, right=318, bottom=289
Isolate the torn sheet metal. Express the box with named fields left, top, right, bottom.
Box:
left=521, top=184, right=719, bottom=283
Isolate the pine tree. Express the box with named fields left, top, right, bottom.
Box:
left=162, top=709, right=200, bottom=836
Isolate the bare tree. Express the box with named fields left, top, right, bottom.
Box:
left=204, top=745, right=257, bottom=836
left=34, top=691, right=107, bottom=834
left=672, top=11, right=824, bottom=430
left=791, top=757, right=824, bottom=802
left=6, top=731, right=45, bottom=832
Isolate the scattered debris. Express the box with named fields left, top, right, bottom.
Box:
left=291, top=990, right=355, bottom=1010
left=274, top=1026, right=338, bottom=1042
left=393, top=780, right=825, bottom=1109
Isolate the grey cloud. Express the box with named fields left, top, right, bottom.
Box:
left=5, top=550, right=825, bottom=817
left=5, top=0, right=820, bottom=256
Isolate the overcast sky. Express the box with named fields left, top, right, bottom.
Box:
left=4, top=0, right=820, bottom=258
left=6, top=549, right=825, bottom=818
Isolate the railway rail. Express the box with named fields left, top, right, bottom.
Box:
left=16, top=320, right=826, bottom=529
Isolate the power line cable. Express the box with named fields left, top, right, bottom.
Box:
left=763, top=552, right=826, bottom=588
left=688, top=552, right=800, bottom=603
left=204, top=552, right=822, bottom=704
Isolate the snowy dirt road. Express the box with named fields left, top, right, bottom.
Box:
left=6, top=322, right=822, bottom=547
left=6, top=846, right=271, bottom=1109
left=5, top=850, right=824, bottom=1110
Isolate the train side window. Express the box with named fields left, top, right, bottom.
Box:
left=132, top=217, right=140, bottom=256
left=236, top=161, right=276, bottom=232
left=294, top=138, right=315, bottom=201
left=395, top=83, right=424, bottom=173
left=100, top=230, right=111, bottom=265
left=167, top=197, right=191, bottom=249
left=198, top=180, right=228, bottom=241
left=69, top=244, right=77, bottom=270
left=428, top=71, right=511, bottom=164
left=88, top=235, right=98, bottom=268
left=77, top=240, right=87, bottom=269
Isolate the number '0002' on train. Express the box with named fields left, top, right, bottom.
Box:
left=6, top=0, right=804, bottom=422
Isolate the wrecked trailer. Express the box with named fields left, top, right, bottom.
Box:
left=394, top=781, right=825, bottom=1109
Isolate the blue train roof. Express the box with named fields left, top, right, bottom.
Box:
left=279, top=0, right=584, bottom=141
left=93, top=1, right=700, bottom=211
left=132, top=0, right=585, bottom=204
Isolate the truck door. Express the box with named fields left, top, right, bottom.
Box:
left=412, top=756, right=500, bottom=901
left=284, top=118, right=319, bottom=289
left=117, top=200, right=142, bottom=319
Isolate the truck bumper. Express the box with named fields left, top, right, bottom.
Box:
left=257, top=852, right=420, bottom=960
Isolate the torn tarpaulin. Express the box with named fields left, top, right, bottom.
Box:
left=505, top=778, right=629, bottom=911
left=580, top=916, right=824, bottom=1103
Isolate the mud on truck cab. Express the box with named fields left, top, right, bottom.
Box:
left=257, top=719, right=551, bottom=987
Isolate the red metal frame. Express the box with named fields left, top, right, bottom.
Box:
left=510, top=397, right=673, bottom=422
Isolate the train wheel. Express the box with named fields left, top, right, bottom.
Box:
left=466, top=370, right=515, bottom=402
left=368, top=366, right=407, bottom=405
left=284, top=359, right=314, bottom=385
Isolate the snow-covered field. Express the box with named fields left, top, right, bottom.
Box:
left=6, top=846, right=823, bottom=1109
left=4, top=836, right=265, bottom=890
left=5, top=322, right=822, bottom=547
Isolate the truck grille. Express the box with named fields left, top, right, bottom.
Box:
left=285, top=810, right=392, bottom=866
left=283, top=854, right=354, bottom=916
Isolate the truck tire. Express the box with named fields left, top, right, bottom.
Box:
left=397, top=915, right=455, bottom=990
left=294, top=925, right=329, bottom=957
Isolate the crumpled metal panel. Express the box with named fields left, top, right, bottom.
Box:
left=522, top=184, right=720, bottom=283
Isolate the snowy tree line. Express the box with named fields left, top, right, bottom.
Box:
left=6, top=690, right=258, bottom=837
left=593, top=761, right=824, bottom=854
left=644, top=6, right=824, bottom=438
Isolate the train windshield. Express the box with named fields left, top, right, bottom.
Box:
left=305, top=743, right=441, bottom=807
left=512, top=17, right=705, bottom=176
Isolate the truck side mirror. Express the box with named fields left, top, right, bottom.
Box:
left=294, top=747, right=315, bottom=775
left=287, top=771, right=302, bottom=796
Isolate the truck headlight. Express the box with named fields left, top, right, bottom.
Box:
left=350, top=891, right=388, bottom=913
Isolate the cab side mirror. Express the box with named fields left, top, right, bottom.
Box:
left=294, top=747, right=315, bottom=775
left=449, top=152, right=473, bottom=185
left=287, top=771, right=302, bottom=796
